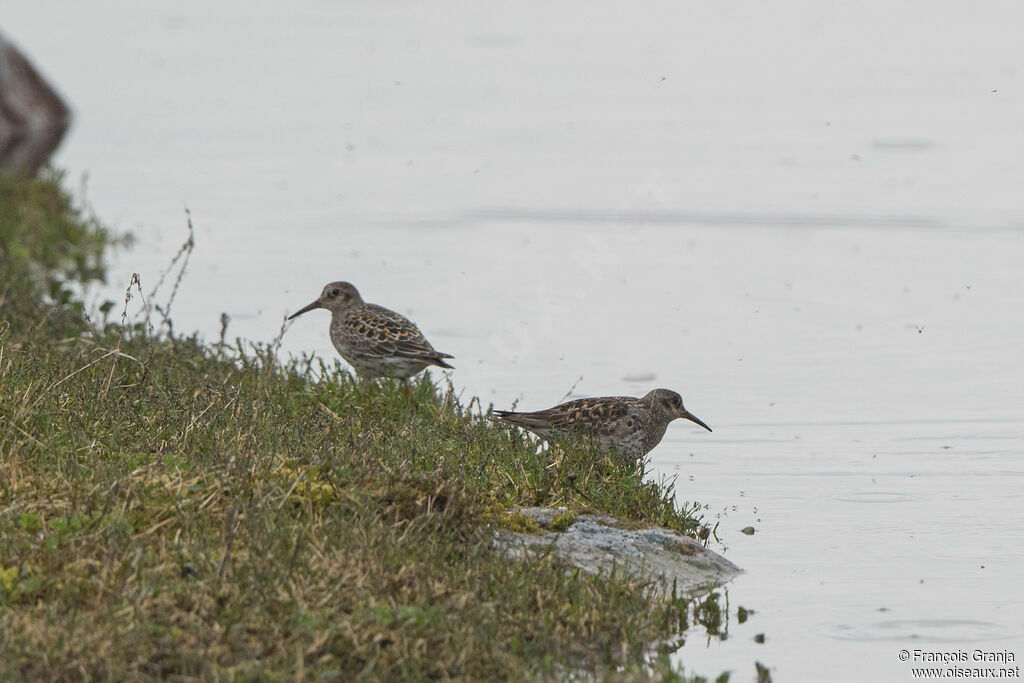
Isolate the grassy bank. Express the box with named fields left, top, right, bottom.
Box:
left=0, top=171, right=733, bottom=680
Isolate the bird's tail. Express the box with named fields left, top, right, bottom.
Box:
left=490, top=410, right=547, bottom=429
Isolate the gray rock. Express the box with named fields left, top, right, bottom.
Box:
left=0, top=32, right=72, bottom=175
left=494, top=507, right=741, bottom=595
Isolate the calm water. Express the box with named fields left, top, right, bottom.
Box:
left=6, top=2, right=1024, bottom=680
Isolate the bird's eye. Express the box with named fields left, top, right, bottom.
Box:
left=331, top=288, right=340, bottom=297
left=674, top=396, right=682, bottom=407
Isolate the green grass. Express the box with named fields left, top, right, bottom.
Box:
left=0, top=170, right=739, bottom=680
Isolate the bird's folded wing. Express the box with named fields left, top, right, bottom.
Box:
left=343, top=308, right=440, bottom=359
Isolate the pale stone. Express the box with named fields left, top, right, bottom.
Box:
left=494, top=507, right=742, bottom=595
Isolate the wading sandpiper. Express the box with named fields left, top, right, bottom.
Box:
left=492, top=389, right=711, bottom=465
left=289, top=281, right=454, bottom=379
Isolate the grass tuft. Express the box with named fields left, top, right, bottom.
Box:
left=0, top=170, right=727, bottom=679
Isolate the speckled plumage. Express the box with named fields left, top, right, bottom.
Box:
left=492, top=389, right=711, bottom=465
left=289, top=281, right=453, bottom=379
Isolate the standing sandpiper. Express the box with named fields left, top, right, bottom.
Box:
left=491, top=389, right=711, bottom=465
left=288, top=281, right=454, bottom=379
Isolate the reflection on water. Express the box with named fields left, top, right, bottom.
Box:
left=6, top=0, right=1024, bottom=680
left=834, top=492, right=915, bottom=503
left=832, top=620, right=1018, bottom=644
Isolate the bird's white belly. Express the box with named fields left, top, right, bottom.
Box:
left=336, top=345, right=427, bottom=379
left=534, top=427, right=645, bottom=460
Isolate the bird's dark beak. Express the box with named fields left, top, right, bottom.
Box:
left=288, top=299, right=322, bottom=320
left=681, top=409, right=712, bottom=432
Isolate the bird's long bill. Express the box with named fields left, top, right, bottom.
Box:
left=682, top=410, right=713, bottom=432
left=288, top=300, right=322, bottom=320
